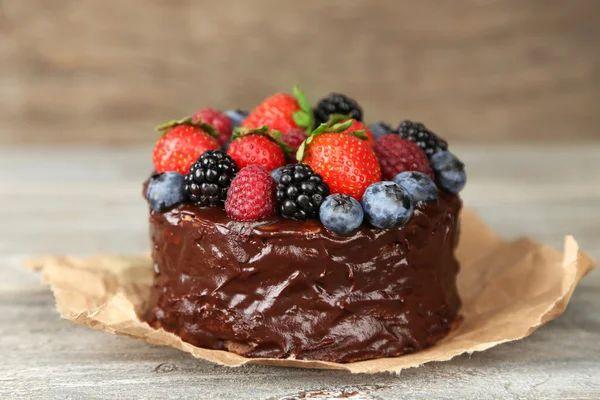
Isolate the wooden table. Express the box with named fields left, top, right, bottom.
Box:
left=1, top=145, right=599, bottom=399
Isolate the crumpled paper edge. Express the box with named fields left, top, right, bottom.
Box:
left=26, top=211, right=596, bottom=374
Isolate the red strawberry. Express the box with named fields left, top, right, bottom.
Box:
left=344, top=119, right=375, bottom=147
left=227, top=127, right=290, bottom=172
left=372, top=134, right=434, bottom=181
left=241, top=85, right=313, bottom=133
left=298, top=117, right=382, bottom=200
left=192, top=108, right=233, bottom=145
left=225, top=165, right=276, bottom=221
left=153, top=117, right=220, bottom=175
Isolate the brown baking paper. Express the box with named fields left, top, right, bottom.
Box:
left=27, top=208, right=595, bottom=374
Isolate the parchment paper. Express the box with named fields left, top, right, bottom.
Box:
left=27, top=208, right=595, bottom=374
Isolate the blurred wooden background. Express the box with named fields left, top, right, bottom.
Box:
left=0, top=0, right=598, bottom=146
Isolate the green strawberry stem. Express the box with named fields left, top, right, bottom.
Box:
left=292, top=84, right=315, bottom=133
left=155, top=116, right=219, bottom=138
left=296, top=114, right=366, bottom=162
left=232, top=126, right=294, bottom=155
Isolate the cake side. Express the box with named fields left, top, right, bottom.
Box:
left=145, top=194, right=461, bottom=362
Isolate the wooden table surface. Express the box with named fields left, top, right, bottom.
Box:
left=1, top=145, right=599, bottom=400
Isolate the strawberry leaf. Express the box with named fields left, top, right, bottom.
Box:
left=350, top=129, right=367, bottom=140
left=232, top=125, right=270, bottom=140
left=155, top=117, right=194, bottom=133
left=292, top=111, right=310, bottom=127
left=293, top=84, right=311, bottom=112
left=296, top=140, right=308, bottom=163
left=155, top=116, right=219, bottom=138
left=292, top=84, right=315, bottom=133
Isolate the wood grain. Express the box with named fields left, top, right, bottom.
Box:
left=0, top=0, right=599, bottom=146
left=0, top=145, right=599, bottom=399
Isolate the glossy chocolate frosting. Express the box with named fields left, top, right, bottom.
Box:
left=144, top=192, right=462, bottom=363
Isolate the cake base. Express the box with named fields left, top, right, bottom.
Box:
left=145, top=195, right=461, bottom=363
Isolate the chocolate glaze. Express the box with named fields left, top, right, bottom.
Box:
left=144, top=189, right=462, bottom=363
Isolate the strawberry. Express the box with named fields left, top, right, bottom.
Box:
left=373, top=134, right=434, bottom=181
left=297, top=117, right=382, bottom=200
left=226, top=126, right=292, bottom=172
left=240, top=85, right=314, bottom=133
left=225, top=165, right=276, bottom=221
left=152, top=117, right=220, bottom=175
left=192, top=108, right=233, bottom=145
left=344, top=119, right=375, bottom=146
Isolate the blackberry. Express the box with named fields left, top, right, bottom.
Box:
left=184, top=150, right=238, bottom=207
left=275, top=164, right=330, bottom=220
left=313, top=93, right=363, bottom=126
left=397, top=120, right=448, bottom=158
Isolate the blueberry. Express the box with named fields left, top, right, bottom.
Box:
left=393, top=171, right=439, bottom=202
left=368, top=122, right=394, bottom=139
left=221, top=139, right=232, bottom=152
left=146, top=172, right=186, bottom=212
left=361, top=182, right=414, bottom=229
left=224, top=109, right=249, bottom=128
left=430, top=151, right=466, bottom=194
left=319, top=194, right=364, bottom=235
left=270, top=166, right=285, bottom=183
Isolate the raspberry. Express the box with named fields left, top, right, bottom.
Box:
left=193, top=108, right=233, bottom=146
left=372, top=134, right=434, bottom=181
left=281, top=128, right=307, bottom=152
left=397, top=120, right=448, bottom=158
left=225, top=165, right=276, bottom=221
left=313, top=93, right=363, bottom=126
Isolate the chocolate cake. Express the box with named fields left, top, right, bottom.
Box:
left=145, top=194, right=461, bottom=362
left=143, top=87, right=467, bottom=362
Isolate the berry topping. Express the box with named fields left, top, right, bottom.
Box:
left=241, top=85, right=314, bottom=133
left=319, top=194, right=364, bottom=235
left=184, top=150, right=238, bottom=207
left=270, top=166, right=285, bottom=183
left=372, top=134, right=433, bottom=181
left=397, top=120, right=448, bottom=158
left=221, top=140, right=232, bottom=152
left=225, top=165, right=276, bottom=221
left=298, top=116, right=382, bottom=201
left=192, top=108, right=233, bottom=146
left=146, top=172, right=186, bottom=212
left=152, top=117, right=220, bottom=175
left=227, top=126, right=290, bottom=172
left=368, top=122, right=395, bottom=139
left=393, top=171, right=439, bottom=202
left=224, top=109, right=249, bottom=128
left=275, top=164, right=330, bottom=220
left=313, top=93, right=363, bottom=126
left=281, top=128, right=308, bottom=152
left=344, top=119, right=375, bottom=146
left=361, top=182, right=415, bottom=229
left=430, top=151, right=467, bottom=194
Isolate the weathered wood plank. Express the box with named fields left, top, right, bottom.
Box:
left=1, top=0, right=599, bottom=145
